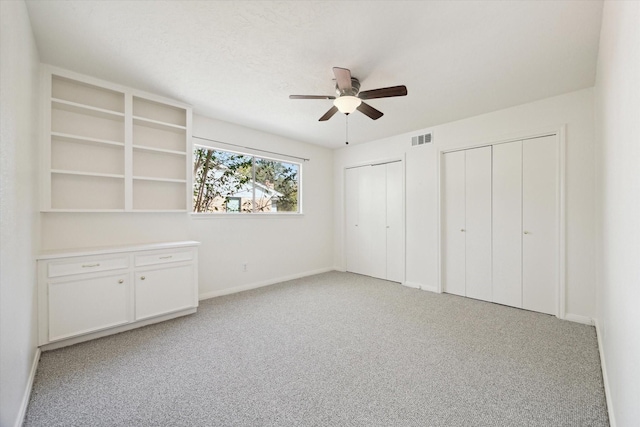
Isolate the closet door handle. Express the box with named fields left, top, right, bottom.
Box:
left=460, top=229, right=465, bottom=232
left=524, top=231, right=530, bottom=235
left=140, top=276, right=146, bottom=280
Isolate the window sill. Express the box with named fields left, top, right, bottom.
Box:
left=190, top=212, right=304, bottom=219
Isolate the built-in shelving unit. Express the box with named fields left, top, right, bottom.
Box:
left=42, top=67, right=192, bottom=212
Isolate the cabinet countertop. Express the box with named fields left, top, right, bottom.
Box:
left=37, top=241, right=201, bottom=260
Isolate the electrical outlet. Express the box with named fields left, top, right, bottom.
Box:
left=242, top=262, right=248, bottom=272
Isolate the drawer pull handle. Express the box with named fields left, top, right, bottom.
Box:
left=118, top=279, right=124, bottom=284
left=82, top=263, right=101, bottom=268
left=141, top=276, right=146, bottom=280
left=159, top=256, right=173, bottom=259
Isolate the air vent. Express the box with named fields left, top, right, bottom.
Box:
left=411, top=132, right=433, bottom=146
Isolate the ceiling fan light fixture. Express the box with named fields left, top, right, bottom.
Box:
left=333, top=96, right=361, bottom=114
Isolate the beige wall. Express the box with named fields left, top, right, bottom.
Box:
left=594, top=1, right=640, bottom=425
left=0, top=1, right=41, bottom=425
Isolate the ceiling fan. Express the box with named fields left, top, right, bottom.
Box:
left=290, top=67, right=408, bottom=121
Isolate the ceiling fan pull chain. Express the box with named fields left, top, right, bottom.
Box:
left=345, top=114, right=349, bottom=145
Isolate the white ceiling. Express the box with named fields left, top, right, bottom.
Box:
left=25, top=1, right=603, bottom=148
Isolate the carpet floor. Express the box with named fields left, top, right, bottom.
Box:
left=24, top=271, right=609, bottom=426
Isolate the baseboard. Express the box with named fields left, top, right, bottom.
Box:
left=564, top=313, right=594, bottom=325
left=403, top=281, right=439, bottom=293
left=198, top=267, right=335, bottom=300
left=594, top=318, right=616, bottom=427
left=14, top=347, right=40, bottom=427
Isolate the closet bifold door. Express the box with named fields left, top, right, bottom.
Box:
left=362, top=165, right=387, bottom=280
left=385, top=161, right=403, bottom=283
left=522, top=136, right=559, bottom=315
left=443, top=151, right=466, bottom=296
left=345, top=167, right=362, bottom=275
left=464, top=146, right=492, bottom=302
left=492, top=141, right=523, bottom=308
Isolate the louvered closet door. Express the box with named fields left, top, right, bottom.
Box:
left=492, top=141, right=523, bottom=308
left=386, top=161, right=403, bottom=283
left=345, top=167, right=362, bottom=275
left=522, top=136, right=558, bottom=315
left=443, top=151, right=466, bottom=296
left=464, top=147, right=492, bottom=302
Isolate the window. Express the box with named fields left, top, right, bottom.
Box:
left=193, top=146, right=300, bottom=214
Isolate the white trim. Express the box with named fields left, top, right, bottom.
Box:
left=39, top=309, right=196, bottom=351
left=14, top=348, right=40, bottom=427
left=198, top=267, right=334, bottom=300
left=403, top=281, right=440, bottom=293
left=594, top=318, right=616, bottom=427
left=557, top=126, right=567, bottom=320
left=563, top=313, right=593, bottom=325
left=437, top=125, right=567, bottom=317
left=402, top=281, right=421, bottom=289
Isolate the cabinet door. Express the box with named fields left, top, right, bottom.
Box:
left=386, top=161, right=404, bottom=283
left=522, top=136, right=558, bottom=315
left=464, top=147, right=492, bottom=302
left=345, top=167, right=362, bottom=275
left=492, top=141, right=523, bottom=308
left=443, top=151, right=466, bottom=296
left=135, top=265, right=195, bottom=320
left=48, top=273, right=130, bottom=341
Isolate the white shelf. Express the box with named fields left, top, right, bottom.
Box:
left=52, top=98, right=125, bottom=121
left=132, top=145, right=186, bottom=156
left=45, top=209, right=126, bottom=213
left=43, top=67, right=191, bottom=212
left=51, top=169, right=125, bottom=179
left=133, top=116, right=186, bottom=133
left=52, top=132, right=124, bottom=147
left=132, top=176, right=187, bottom=183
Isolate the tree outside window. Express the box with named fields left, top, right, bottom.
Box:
left=193, top=147, right=300, bottom=214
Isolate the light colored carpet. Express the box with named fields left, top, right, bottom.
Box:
left=24, top=271, right=609, bottom=426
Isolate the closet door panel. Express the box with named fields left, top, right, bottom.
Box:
left=522, top=136, right=558, bottom=315
left=357, top=166, right=374, bottom=276
left=443, top=151, right=466, bottom=296
left=386, top=161, right=403, bottom=283
left=345, top=167, right=361, bottom=274
left=464, top=147, right=493, bottom=302
left=492, top=141, right=523, bottom=308
left=368, top=164, right=387, bottom=280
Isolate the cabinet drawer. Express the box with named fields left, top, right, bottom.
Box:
left=48, top=256, right=129, bottom=278
left=135, top=249, right=193, bottom=267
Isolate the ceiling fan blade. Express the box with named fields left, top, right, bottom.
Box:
left=333, top=67, right=352, bottom=94
left=319, top=106, right=339, bottom=121
left=289, top=95, right=336, bottom=100
left=357, top=102, right=384, bottom=120
left=358, top=85, right=408, bottom=100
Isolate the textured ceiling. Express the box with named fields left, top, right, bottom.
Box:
left=25, top=1, right=603, bottom=148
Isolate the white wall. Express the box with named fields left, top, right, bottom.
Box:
left=334, top=88, right=596, bottom=320
left=594, top=1, right=640, bottom=426
left=0, top=1, right=41, bottom=426
left=41, top=114, right=334, bottom=297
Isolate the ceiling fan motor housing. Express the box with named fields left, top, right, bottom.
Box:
left=336, top=78, right=361, bottom=96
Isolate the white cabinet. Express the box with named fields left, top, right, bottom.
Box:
left=48, top=273, right=130, bottom=342
left=443, top=135, right=560, bottom=316
left=345, top=161, right=404, bottom=282
left=442, top=147, right=492, bottom=301
left=38, top=241, right=199, bottom=350
left=42, top=66, right=192, bottom=212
